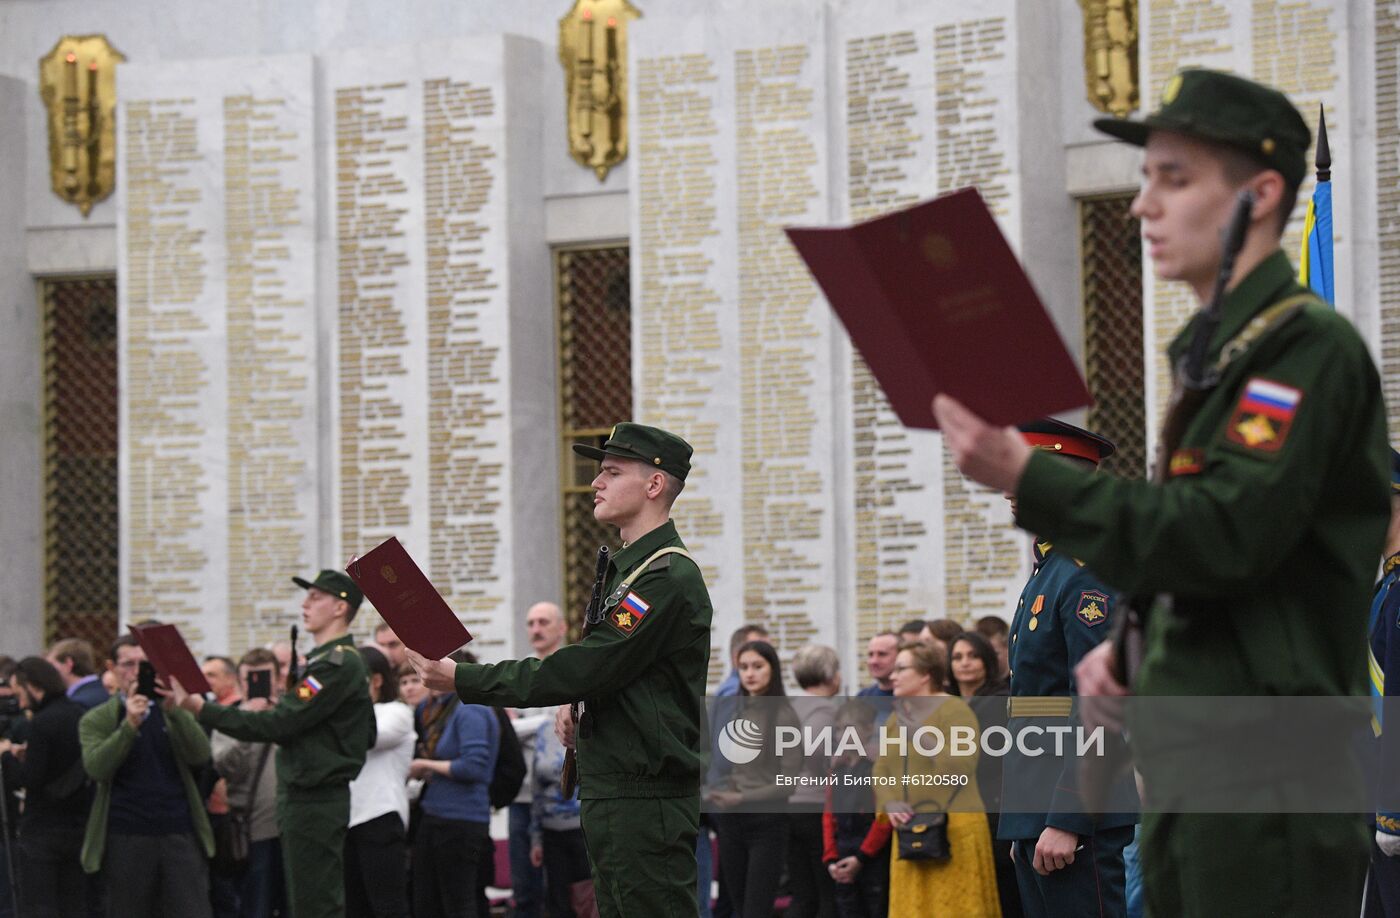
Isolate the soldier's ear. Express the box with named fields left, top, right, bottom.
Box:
left=1244, top=169, right=1286, bottom=233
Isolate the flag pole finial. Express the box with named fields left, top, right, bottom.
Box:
left=1315, top=104, right=1331, bottom=182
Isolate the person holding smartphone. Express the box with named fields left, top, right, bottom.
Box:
left=78, top=634, right=214, bottom=917
left=210, top=648, right=287, bottom=918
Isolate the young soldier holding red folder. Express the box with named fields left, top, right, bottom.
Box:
left=410, top=422, right=713, bottom=918
left=934, top=69, right=1389, bottom=916
left=168, top=570, right=375, bottom=918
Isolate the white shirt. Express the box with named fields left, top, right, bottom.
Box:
left=349, top=701, right=415, bottom=829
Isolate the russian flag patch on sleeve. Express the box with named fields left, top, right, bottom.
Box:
left=610, top=591, right=651, bottom=635
left=1225, top=378, right=1302, bottom=454
left=295, top=674, right=323, bottom=701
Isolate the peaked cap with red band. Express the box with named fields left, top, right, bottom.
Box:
left=1017, top=417, right=1116, bottom=466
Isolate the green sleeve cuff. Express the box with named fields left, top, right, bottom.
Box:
left=454, top=662, right=483, bottom=703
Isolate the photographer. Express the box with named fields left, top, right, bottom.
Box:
left=78, top=635, right=213, bottom=917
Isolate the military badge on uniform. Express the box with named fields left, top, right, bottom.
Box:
left=610, top=591, right=650, bottom=634
left=1076, top=590, right=1109, bottom=626
left=1169, top=449, right=1205, bottom=477
left=296, top=674, right=323, bottom=701
left=1226, top=378, right=1301, bottom=453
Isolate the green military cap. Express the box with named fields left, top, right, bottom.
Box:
left=573, top=422, right=693, bottom=482
left=1094, top=68, right=1311, bottom=186
left=292, top=569, right=363, bottom=611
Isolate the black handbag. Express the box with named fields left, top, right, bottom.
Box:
left=894, top=763, right=961, bottom=862
left=212, top=741, right=274, bottom=876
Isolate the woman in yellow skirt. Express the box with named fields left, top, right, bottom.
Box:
left=875, top=640, right=1001, bottom=917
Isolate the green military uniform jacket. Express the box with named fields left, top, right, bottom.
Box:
left=1016, top=249, right=1389, bottom=701
left=454, top=519, right=712, bottom=799
left=198, top=633, right=375, bottom=791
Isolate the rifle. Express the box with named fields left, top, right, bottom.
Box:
left=1108, top=190, right=1255, bottom=685
left=286, top=625, right=299, bottom=693
left=560, top=545, right=610, bottom=798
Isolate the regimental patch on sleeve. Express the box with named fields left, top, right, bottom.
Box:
left=1075, top=590, right=1110, bottom=627
left=1224, top=378, right=1302, bottom=454
left=1169, top=449, right=1205, bottom=477
left=295, top=674, right=323, bottom=701
left=609, top=591, right=651, bottom=635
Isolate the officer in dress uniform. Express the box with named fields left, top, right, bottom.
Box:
left=408, top=423, right=712, bottom=918
left=1368, top=450, right=1400, bottom=917
left=171, top=570, right=376, bottom=918
left=936, top=68, right=1390, bottom=917
left=998, top=418, right=1136, bottom=918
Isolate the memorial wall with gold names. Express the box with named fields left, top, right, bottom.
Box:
left=118, top=55, right=319, bottom=655
left=117, top=38, right=555, bottom=656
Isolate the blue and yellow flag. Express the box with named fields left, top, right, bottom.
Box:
left=1297, top=106, right=1333, bottom=306
left=1298, top=181, right=1332, bottom=304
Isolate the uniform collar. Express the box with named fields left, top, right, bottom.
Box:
left=611, top=519, right=678, bottom=573
left=1032, top=539, right=1054, bottom=568
left=309, top=632, right=355, bottom=659
left=1211, top=249, right=1299, bottom=351
left=1385, top=552, right=1400, bottom=577
left=1168, top=249, right=1299, bottom=364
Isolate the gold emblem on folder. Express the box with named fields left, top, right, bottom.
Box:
left=39, top=35, right=126, bottom=217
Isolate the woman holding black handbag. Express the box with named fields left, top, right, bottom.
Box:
left=875, top=641, right=1000, bottom=917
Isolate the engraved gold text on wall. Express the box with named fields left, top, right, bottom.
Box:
left=39, top=35, right=126, bottom=217
left=559, top=0, right=641, bottom=181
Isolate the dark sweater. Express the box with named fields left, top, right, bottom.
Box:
left=13, top=692, right=89, bottom=829
left=107, top=703, right=195, bottom=836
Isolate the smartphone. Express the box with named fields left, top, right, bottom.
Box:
left=136, top=660, right=158, bottom=700
left=246, top=669, right=272, bottom=701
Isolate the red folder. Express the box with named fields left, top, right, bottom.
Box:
left=348, top=537, right=473, bottom=659
left=129, top=623, right=212, bottom=695
left=785, top=187, right=1091, bottom=429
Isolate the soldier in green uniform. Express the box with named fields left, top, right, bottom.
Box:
left=933, top=69, right=1389, bottom=916
left=408, top=423, right=712, bottom=918
left=169, top=570, right=376, bottom=918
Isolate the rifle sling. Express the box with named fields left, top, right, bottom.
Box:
left=1153, top=293, right=1315, bottom=481
left=601, top=547, right=695, bottom=611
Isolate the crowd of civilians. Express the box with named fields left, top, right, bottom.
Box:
left=0, top=609, right=1014, bottom=918
left=700, top=618, right=1018, bottom=918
